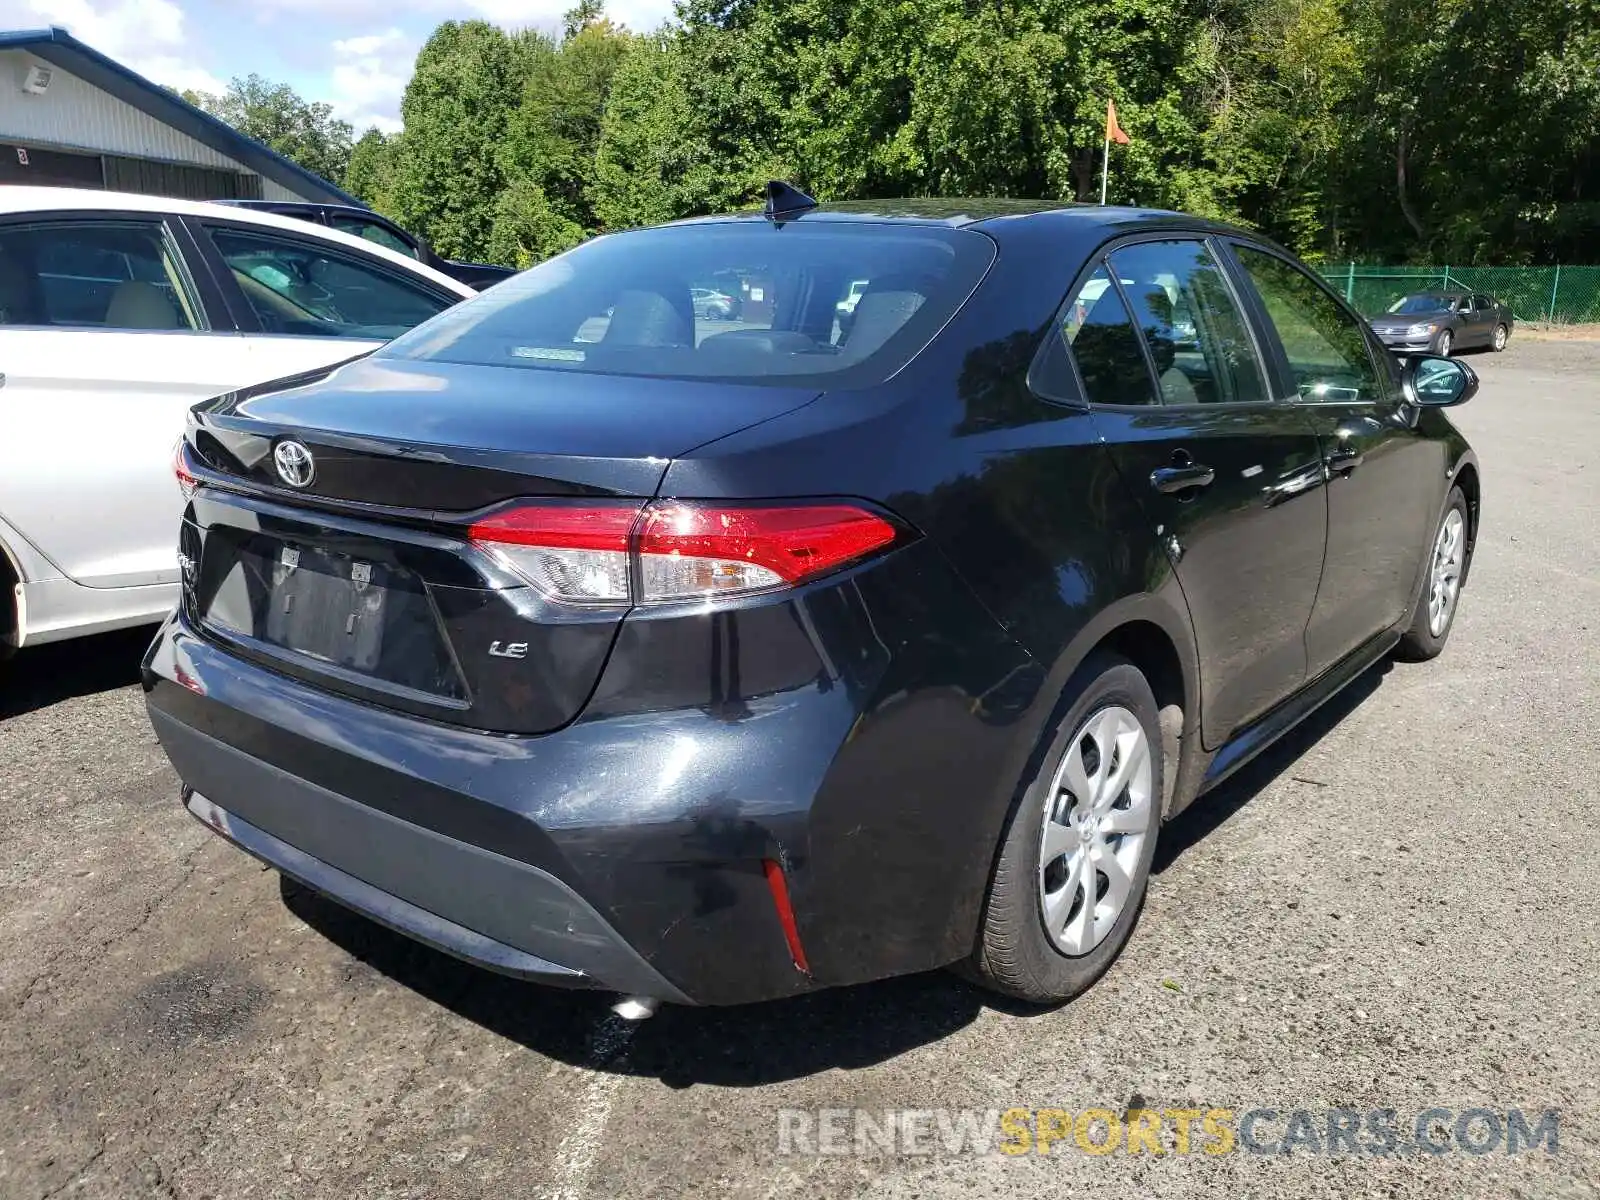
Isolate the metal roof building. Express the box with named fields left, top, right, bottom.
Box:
left=0, top=26, right=357, bottom=205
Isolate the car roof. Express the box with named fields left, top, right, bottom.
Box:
left=0, top=185, right=474, bottom=297
left=665, top=197, right=1251, bottom=238
left=218, top=199, right=378, bottom=220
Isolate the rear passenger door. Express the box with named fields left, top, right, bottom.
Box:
left=1072, top=237, right=1329, bottom=747
left=0, top=214, right=248, bottom=589
left=1454, top=294, right=1486, bottom=346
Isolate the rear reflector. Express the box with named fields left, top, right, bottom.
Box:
left=467, top=500, right=899, bottom=606
left=761, top=858, right=811, bottom=974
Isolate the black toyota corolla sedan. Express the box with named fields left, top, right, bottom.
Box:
left=147, top=187, right=1481, bottom=1013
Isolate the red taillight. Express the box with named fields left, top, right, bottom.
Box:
left=466, top=500, right=899, bottom=607
left=637, top=503, right=898, bottom=600
left=173, top=440, right=198, bottom=499
left=467, top=502, right=642, bottom=605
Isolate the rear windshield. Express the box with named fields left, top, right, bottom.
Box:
left=380, top=221, right=995, bottom=386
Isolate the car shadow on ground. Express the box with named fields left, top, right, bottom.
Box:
left=1152, top=656, right=1390, bottom=874
left=283, top=656, right=1394, bottom=1089
left=0, top=625, right=157, bottom=721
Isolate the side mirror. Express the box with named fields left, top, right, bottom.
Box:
left=1404, top=355, right=1478, bottom=408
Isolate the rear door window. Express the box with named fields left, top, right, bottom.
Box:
left=205, top=224, right=455, bottom=339
left=0, top=220, right=200, bottom=330
left=1052, top=266, right=1158, bottom=407
left=1105, top=240, right=1268, bottom=406
left=328, top=215, right=421, bottom=260
left=382, top=222, right=995, bottom=387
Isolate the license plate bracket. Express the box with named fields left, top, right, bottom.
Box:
left=263, top=545, right=389, bottom=670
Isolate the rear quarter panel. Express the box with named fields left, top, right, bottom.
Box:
left=655, top=216, right=1199, bottom=981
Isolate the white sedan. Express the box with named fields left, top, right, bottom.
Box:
left=0, top=187, right=476, bottom=657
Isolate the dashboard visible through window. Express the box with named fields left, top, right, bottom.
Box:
left=207, top=225, right=454, bottom=339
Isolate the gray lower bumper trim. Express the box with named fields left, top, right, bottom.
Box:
left=187, top=790, right=588, bottom=984
left=152, top=709, right=690, bottom=1003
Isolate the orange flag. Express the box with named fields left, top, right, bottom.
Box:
left=1105, top=99, right=1131, bottom=145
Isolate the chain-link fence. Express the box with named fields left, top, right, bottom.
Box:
left=1316, top=264, right=1600, bottom=324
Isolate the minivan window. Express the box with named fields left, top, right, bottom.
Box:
left=382, top=222, right=996, bottom=386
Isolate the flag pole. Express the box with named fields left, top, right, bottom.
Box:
left=1100, top=135, right=1110, bottom=206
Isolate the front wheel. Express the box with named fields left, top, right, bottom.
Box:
left=1433, top=329, right=1454, bottom=356
left=966, top=654, right=1162, bottom=1004
left=1396, top=487, right=1469, bottom=661
left=1492, top=323, right=1508, bottom=352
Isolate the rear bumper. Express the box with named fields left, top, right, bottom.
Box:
left=162, top=721, right=688, bottom=1002
left=143, top=536, right=1040, bottom=1005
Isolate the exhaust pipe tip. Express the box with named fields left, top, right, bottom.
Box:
left=610, top=995, right=660, bottom=1021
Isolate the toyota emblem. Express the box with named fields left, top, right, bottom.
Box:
left=274, top=440, right=315, bottom=488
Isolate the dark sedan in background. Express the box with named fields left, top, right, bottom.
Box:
left=215, top=199, right=516, bottom=291
left=1369, top=290, right=1514, bottom=356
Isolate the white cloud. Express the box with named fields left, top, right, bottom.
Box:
left=244, top=0, right=674, bottom=33
left=327, top=26, right=414, bottom=132
left=0, top=0, right=227, bottom=93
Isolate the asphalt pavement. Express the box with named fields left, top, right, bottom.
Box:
left=2, top=337, right=1596, bottom=1199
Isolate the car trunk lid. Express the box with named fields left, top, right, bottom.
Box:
left=179, top=356, right=822, bottom=733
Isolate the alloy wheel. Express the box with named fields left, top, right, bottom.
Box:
left=1037, top=705, right=1153, bottom=956
left=1493, top=325, right=1508, bottom=351
left=1437, top=331, right=1452, bottom=356
left=1428, top=508, right=1465, bottom=637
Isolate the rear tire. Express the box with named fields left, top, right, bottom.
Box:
left=1433, top=329, right=1454, bottom=356
left=1492, top=323, right=1508, bottom=352
left=1396, top=486, right=1469, bottom=662
left=967, top=654, right=1162, bottom=1004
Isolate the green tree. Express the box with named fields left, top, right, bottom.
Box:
left=492, top=7, right=635, bottom=257
left=343, top=127, right=398, bottom=213
left=390, top=0, right=1600, bottom=266
left=186, top=74, right=353, bottom=185
left=392, top=21, right=541, bottom=260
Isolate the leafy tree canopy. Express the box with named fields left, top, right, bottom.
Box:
left=193, top=0, right=1600, bottom=266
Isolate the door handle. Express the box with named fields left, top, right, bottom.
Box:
left=1325, top=444, right=1364, bottom=475
left=1150, top=461, right=1216, bottom=495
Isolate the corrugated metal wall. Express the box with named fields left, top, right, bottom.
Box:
left=0, top=50, right=305, bottom=203
left=103, top=155, right=263, bottom=200
left=259, top=180, right=304, bottom=203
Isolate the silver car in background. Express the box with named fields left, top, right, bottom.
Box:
left=0, top=188, right=475, bottom=660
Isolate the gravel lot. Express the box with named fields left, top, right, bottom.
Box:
left=2, top=339, right=1597, bottom=1200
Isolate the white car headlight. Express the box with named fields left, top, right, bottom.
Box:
left=1407, top=322, right=1436, bottom=337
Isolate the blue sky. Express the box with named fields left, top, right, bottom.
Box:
left=0, top=0, right=678, bottom=131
